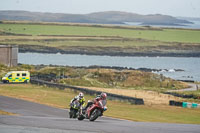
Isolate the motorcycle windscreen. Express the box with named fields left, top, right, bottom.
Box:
left=102, top=99, right=107, bottom=106
left=99, top=100, right=107, bottom=107
left=72, top=100, right=81, bottom=109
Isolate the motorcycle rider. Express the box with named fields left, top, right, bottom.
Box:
left=84, top=92, right=107, bottom=111
left=70, top=92, right=86, bottom=108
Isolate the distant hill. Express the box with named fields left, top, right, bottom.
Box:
left=0, top=10, right=192, bottom=25
left=177, top=16, right=200, bottom=21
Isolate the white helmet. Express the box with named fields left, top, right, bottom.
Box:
left=79, top=92, right=84, bottom=99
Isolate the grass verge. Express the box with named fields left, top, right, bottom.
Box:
left=0, top=83, right=200, bottom=124
left=0, top=110, right=17, bottom=115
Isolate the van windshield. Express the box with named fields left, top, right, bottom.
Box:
left=5, top=72, right=11, bottom=77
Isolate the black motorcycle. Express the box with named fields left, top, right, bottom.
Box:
left=69, top=99, right=81, bottom=118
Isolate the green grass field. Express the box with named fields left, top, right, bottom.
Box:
left=1, top=23, right=200, bottom=43
left=0, top=22, right=200, bottom=56
left=0, top=84, right=200, bottom=124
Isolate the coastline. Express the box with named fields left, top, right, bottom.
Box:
left=18, top=52, right=200, bottom=81
left=19, top=46, right=200, bottom=57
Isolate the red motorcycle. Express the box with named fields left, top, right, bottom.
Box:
left=78, top=98, right=107, bottom=121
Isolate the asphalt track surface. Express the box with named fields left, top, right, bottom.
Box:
left=0, top=96, right=200, bottom=133
left=168, top=83, right=199, bottom=92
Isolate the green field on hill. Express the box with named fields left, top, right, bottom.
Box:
left=0, top=21, right=200, bottom=56
left=0, top=23, right=200, bottom=43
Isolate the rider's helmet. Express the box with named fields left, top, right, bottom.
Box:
left=79, top=92, right=84, bottom=99
left=100, top=92, right=107, bottom=100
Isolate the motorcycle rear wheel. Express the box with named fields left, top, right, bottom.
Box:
left=78, top=115, right=85, bottom=120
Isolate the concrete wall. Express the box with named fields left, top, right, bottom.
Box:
left=0, top=45, right=18, bottom=67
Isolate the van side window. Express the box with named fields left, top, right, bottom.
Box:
left=22, top=73, right=26, bottom=76
left=8, top=75, right=12, bottom=78
left=17, top=73, right=20, bottom=76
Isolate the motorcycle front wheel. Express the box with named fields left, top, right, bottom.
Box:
left=69, top=109, right=74, bottom=118
left=69, top=108, right=78, bottom=118
left=89, top=109, right=101, bottom=121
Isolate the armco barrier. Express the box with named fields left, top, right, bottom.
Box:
left=170, top=100, right=199, bottom=108
left=169, top=100, right=183, bottom=107
left=30, top=78, right=144, bottom=105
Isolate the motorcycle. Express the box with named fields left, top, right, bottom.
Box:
left=69, top=99, right=81, bottom=118
left=78, top=99, right=107, bottom=121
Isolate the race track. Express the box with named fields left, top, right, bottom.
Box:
left=0, top=96, right=200, bottom=133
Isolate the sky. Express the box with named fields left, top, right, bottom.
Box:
left=0, top=0, right=200, bottom=18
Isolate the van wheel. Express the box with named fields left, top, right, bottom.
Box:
left=3, top=80, right=9, bottom=84
left=24, top=80, right=28, bottom=84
